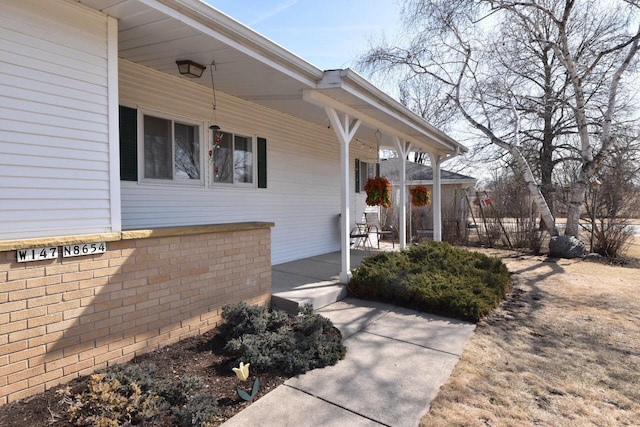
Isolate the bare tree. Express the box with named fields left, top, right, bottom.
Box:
left=359, top=0, right=640, bottom=243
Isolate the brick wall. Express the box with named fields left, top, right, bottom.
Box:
left=0, top=223, right=272, bottom=404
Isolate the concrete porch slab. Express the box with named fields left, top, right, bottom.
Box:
left=272, top=258, right=341, bottom=283
left=271, top=279, right=347, bottom=314
left=270, top=250, right=374, bottom=314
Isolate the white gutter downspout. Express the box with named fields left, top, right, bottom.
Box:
left=430, top=148, right=460, bottom=241
left=394, top=137, right=412, bottom=248
left=325, top=107, right=361, bottom=283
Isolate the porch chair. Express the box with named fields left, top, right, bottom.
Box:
left=350, top=223, right=373, bottom=252
left=364, top=212, right=396, bottom=248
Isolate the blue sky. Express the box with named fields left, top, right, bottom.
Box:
left=205, top=0, right=402, bottom=70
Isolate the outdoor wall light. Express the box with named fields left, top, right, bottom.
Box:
left=176, top=60, right=206, bottom=78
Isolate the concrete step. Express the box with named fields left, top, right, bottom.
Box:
left=271, top=280, right=347, bottom=315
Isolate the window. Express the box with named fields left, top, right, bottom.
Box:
left=142, top=113, right=201, bottom=182
left=211, top=131, right=254, bottom=185
left=357, top=160, right=377, bottom=192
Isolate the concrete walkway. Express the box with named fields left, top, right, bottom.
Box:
left=222, top=297, right=475, bottom=427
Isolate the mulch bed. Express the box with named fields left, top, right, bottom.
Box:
left=0, top=328, right=290, bottom=426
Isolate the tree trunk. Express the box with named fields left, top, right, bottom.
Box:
left=454, top=79, right=560, bottom=237
left=508, top=143, right=559, bottom=237
left=540, top=50, right=556, bottom=229
left=565, top=180, right=587, bottom=237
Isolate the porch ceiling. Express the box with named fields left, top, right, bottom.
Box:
left=79, top=0, right=465, bottom=156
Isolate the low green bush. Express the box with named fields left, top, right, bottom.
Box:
left=61, top=362, right=218, bottom=427
left=349, top=242, right=510, bottom=322
left=221, top=302, right=346, bottom=376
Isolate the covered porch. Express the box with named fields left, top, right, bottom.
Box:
left=272, top=242, right=397, bottom=314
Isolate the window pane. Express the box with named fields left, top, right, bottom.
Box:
left=213, top=132, right=233, bottom=183
left=144, top=115, right=172, bottom=179
left=174, top=122, right=200, bottom=179
left=360, top=161, right=369, bottom=191
left=234, top=135, right=253, bottom=183
left=367, top=163, right=375, bottom=179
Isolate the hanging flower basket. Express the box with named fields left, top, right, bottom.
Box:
left=409, top=185, right=431, bottom=207
left=364, top=176, right=392, bottom=208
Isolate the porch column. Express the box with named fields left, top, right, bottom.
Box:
left=325, top=107, right=361, bottom=283
left=394, top=137, right=411, bottom=248
left=429, top=153, right=443, bottom=241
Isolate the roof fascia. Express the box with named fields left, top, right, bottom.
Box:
left=319, top=69, right=468, bottom=154
left=303, top=89, right=448, bottom=155
left=391, top=179, right=477, bottom=186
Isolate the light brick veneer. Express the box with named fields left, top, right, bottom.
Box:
left=0, top=222, right=273, bottom=404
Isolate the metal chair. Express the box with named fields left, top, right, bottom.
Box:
left=364, top=212, right=396, bottom=248
left=350, top=223, right=372, bottom=251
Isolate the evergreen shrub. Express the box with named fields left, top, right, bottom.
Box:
left=221, top=302, right=346, bottom=376
left=349, top=242, right=510, bottom=322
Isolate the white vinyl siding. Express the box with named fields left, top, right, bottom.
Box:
left=119, top=60, right=373, bottom=264
left=0, top=0, right=112, bottom=239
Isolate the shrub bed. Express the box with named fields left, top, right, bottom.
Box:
left=349, top=242, right=510, bottom=322
left=26, top=304, right=345, bottom=427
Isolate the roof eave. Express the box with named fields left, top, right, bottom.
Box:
left=158, top=0, right=324, bottom=84
left=319, top=69, right=468, bottom=155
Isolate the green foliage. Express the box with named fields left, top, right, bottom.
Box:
left=221, top=303, right=346, bottom=376
left=173, top=394, right=219, bottom=427
left=349, top=242, right=510, bottom=322
left=60, top=363, right=218, bottom=427
left=237, top=378, right=260, bottom=401
left=220, top=302, right=289, bottom=339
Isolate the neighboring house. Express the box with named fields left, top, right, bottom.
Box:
left=0, top=0, right=466, bottom=403
left=379, top=158, right=477, bottom=242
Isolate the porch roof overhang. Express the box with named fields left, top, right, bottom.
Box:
left=304, top=70, right=467, bottom=157
left=79, top=0, right=466, bottom=157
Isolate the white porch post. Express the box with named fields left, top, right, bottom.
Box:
left=394, top=137, right=411, bottom=248
left=325, top=107, right=361, bottom=283
left=429, top=153, right=443, bottom=241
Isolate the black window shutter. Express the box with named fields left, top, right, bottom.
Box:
left=355, top=159, right=360, bottom=193
left=257, top=137, right=267, bottom=188
left=119, top=106, right=138, bottom=181
left=376, top=162, right=380, bottom=178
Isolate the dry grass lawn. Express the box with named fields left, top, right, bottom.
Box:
left=420, top=249, right=640, bottom=426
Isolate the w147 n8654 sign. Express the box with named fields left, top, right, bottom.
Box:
left=16, top=242, right=107, bottom=262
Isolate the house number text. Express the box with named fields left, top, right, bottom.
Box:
left=63, top=243, right=107, bottom=258
left=16, top=247, right=58, bottom=262
left=16, top=242, right=107, bottom=262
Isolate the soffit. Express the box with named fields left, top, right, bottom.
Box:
left=78, top=0, right=464, bottom=156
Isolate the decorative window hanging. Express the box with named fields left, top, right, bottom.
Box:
left=409, top=185, right=431, bottom=207
left=209, top=125, right=222, bottom=165
left=365, top=176, right=392, bottom=208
